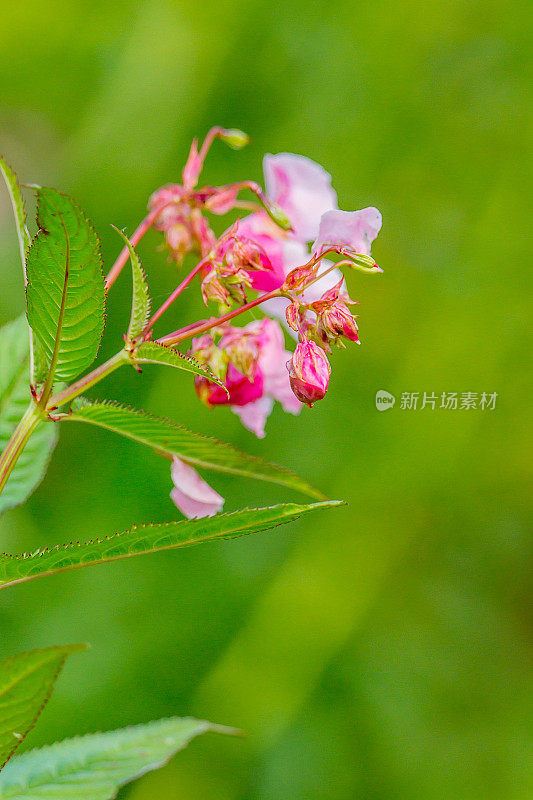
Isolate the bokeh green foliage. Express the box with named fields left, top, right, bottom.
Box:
left=0, top=0, right=530, bottom=798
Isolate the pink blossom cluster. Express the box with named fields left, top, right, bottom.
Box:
left=138, top=128, right=383, bottom=517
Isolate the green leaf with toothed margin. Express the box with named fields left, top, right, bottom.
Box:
left=111, top=226, right=151, bottom=341
left=0, top=158, right=47, bottom=384
left=26, top=187, right=106, bottom=384
left=133, top=341, right=224, bottom=386
left=0, top=644, right=87, bottom=772
left=0, top=157, right=30, bottom=263
left=0, top=316, right=58, bottom=515
left=0, top=717, right=235, bottom=799
left=0, top=501, right=341, bottom=590
left=62, top=401, right=324, bottom=498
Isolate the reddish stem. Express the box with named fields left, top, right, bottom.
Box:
left=145, top=259, right=207, bottom=332
left=105, top=199, right=174, bottom=290
left=157, top=289, right=281, bottom=346
left=197, top=126, right=225, bottom=168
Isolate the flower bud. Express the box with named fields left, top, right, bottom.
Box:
left=282, top=262, right=318, bottom=292
left=320, top=303, right=360, bottom=344
left=286, top=340, right=331, bottom=406
left=260, top=197, right=293, bottom=231
left=219, top=128, right=250, bottom=150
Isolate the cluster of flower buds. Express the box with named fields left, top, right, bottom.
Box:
left=148, top=127, right=291, bottom=265
left=199, top=222, right=274, bottom=310
left=110, top=127, right=383, bottom=515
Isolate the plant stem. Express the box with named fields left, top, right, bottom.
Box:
left=0, top=403, right=43, bottom=497
left=47, top=350, right=129, bottom=410
left=0, top=351, right=130, bottom=501
left=105, top=200, right=173, bottom=290
left=157, top=289, right=281, bottom=346
left=145, top=259, right=206, bottom=333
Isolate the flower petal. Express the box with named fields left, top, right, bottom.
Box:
left=313, top=207, right=382, bottom=255
left=231, top=396, right=274, bottom=438
left=237, top=212, right=308, bottom=290
left=264, top=153, right=338, bottom=242
left=170, top=457, right=224, bottom=518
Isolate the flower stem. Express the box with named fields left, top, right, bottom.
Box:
left=157, top=289, right=281, bottom=346
left=105, top=200, right=173, bottom=291
left=145, top=259, right=207, bottom=334
left=47, top=350, right=130, bottom=411
left=0, top=403, right=43, bottom=497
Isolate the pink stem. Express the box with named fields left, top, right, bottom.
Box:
left=105, top=199, right=174, bottom=290
left=145, top=259, right=207, bottom=333
left=197, top=126, right=225, bottom=167
left=157, top=289, right=281, bottom=346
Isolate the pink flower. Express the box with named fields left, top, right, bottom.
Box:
left=192, top=319, right=301, bottom=438
left=196, top=362, right=264, bottom=407
left=237, top=213, right=307, bottom=291
left=170, top=457, right=224, bottom=519
left=231, top=318, right=301, bottom=437
left=261, top=260, right=346, bottom=339
left=263, top=154, right=338, bottom=241
left=287, top=340, right=331, bottom=406
left=313, top=207, right=382, bottom=256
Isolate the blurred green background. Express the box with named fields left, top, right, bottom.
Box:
left=0, top=0, right=531, bottom=797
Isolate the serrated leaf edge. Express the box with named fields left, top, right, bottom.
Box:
left=62, top=399, right=325, bottom=498
left=0, top=644, right=87, bottom=771
left=0, top=502, right=342, bottom=589
left=26, top=187, right=107, bottom=384
left=134, top=341, right=226, bottom=390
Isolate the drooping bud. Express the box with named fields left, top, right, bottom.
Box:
left=285, top=301, right=303, bottom=333
left=319, top=303, right=360, bottom=344
left=218, top=128, right=250, bottom=150
left=201, top=271, right=231, bottom=307
left=282, top=261, right=318, bottom=292
left=260, top=196, right=293, bottom=231
left=166, top=222, right=194, bottom=263
left=340, top=251, right=382, bottom=274
left=286, top=340, right=331, bottom=406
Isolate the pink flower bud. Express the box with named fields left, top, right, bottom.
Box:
left=287, top=340, right=331, bottom=406
left=321, top=303, right=360, bottom=343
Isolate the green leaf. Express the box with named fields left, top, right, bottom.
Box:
left=0, top=644, right=86, bottom=771
left=0, top=717, right=235, bottom=799
left=111, top=226, right=151, bottom=341
left=0, top=158, right=30, bottom=268
left=0, top=159, right=45, bottom=385
left=0, top=501, right=341, bottom=589
left=26, top=188, right=106, bottom=384
left=63, top=401, right=324, bottom=498
left=0, top=317, right=57, bottom=515
left=134, top=341, right=224, bottom=385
